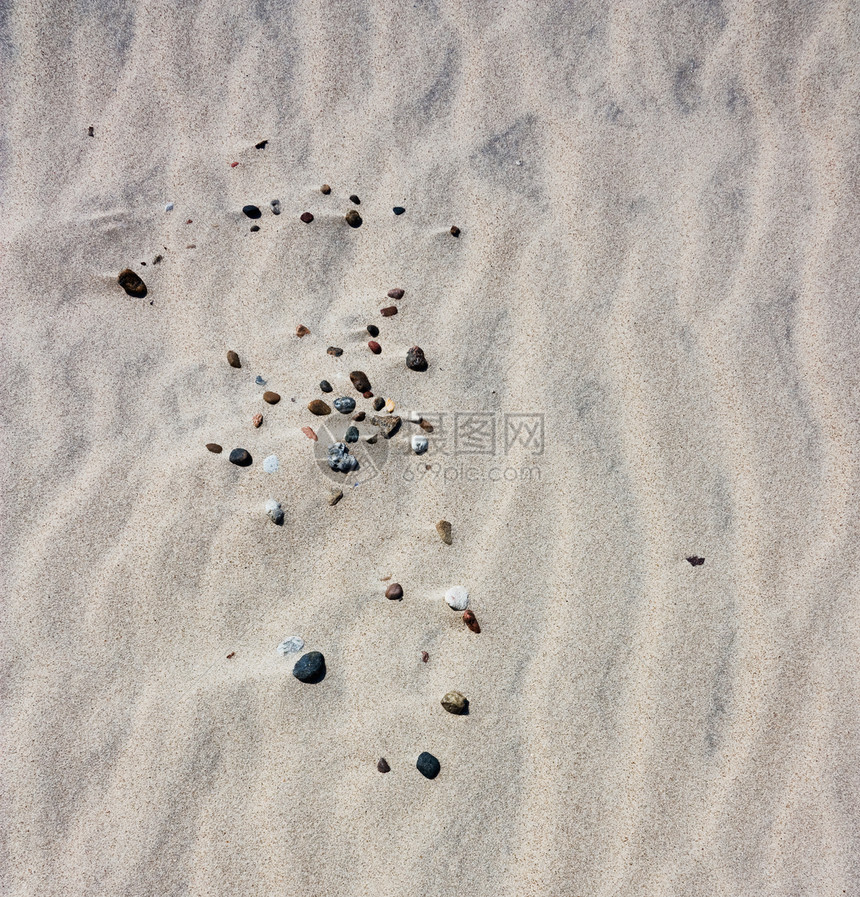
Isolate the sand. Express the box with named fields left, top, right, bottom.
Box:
left=3, top=1, right=860, bottom=894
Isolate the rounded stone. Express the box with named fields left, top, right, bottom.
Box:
left=227, top=350, right=241, bottom=368
left=263, top=391, right=281, bottom=405
left=270, top=199, right=281, bottom=215
left=265, top=498, right=284, bottom=525
left=300, top=211, right=314, bottom=223
left=377, top=758, right=391, bottom=773
left=253, top=413, right=263, bottom=428
left=250, top=225, right=260, bottom=232
left=301, top=426, right=318, bottom=440
left=367, top=324, right=380, bottom=338
left=463, top=609, right=481, bottom=633
left=320, top=380, right=333, bottom=393
left=293, top=651, right=325, bottom=683
left=308, top=399, right=332, bottom=415
left=242, top=204, right=262, bottom=219
left=385, top=583, right=403, bottom=601
left=450, top=225, right=460, bottom=237
left=344, top=426, right=359, bottom=443
left=277, top=635, right=304, bottom=655
left=263, top=454, right=279, bottom=473
left=445, top=585, right=469, bottom=611
left=321, top=184, right=331, bottom=194
left=436, top=520, right=452, bottom=544
left=350, top=371, right=371, bottom=393
left=387, top=288, right=405, bottom=300
left=349, top=194, right=360, bottom=204
left=333, top=396, right=356, bottom=414
left=327, top=346, right=344, bottom=356
left=411, top=435, right=428, bottom=455
left=393, top=206, right=405, bottom=215
left=385, top=399, right=395, bottom=413
left=206, top=443, right=223, bottom=454
left=416, top=752, right=440, bottom=779
left=345, top=209, right=362, bottom=228
left=118, top=268, right=147, bottom=298
left=363, top=391, right=373, bottom=399
left=352, top=411, right=366, bottom=422
left=380, top=305, right=398, bottom=317
left=372, top=397, right=385, bottom=412
left=441, top=691, right=468, bottom=715
left=229, top=448, right=253, bottom=467
left=406, top=346, right=428, bottom=372
left=368, top=341, right=381, bottom=354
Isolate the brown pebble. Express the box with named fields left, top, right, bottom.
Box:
left=352, top=411, right=366, bottom=422
left=380, top=575, right=392, bottom=581
left=117, top=268, right=147, bottom=298
left=368, top=341, right=381, bottom=354
left=421, top=651, right=429, bottom=663
left=377, top=758, right=390, bottom=773
left=252, top=413, right=263, bottom=428
left=321, top=184, right=331, bottom=194
left=436, top=520, right=453, bottom=545
left=406, top=346, right=428, bottom=372
left=345, top=209, right=362, bottom=228
left=300, top=211, right=314, bottom=223
left=385, top=583, right=404, bottom=601
left=463, top=610, right=481, bottom=634
left=441, top=691, right=468, bottom=714
left=350, top=371, right=371, bottom=393
left=296, top=324, right=310, bottom=337
left=450, top=225, right=460, bottom=237
left=263, top=391, right=281, bottom=405
left=328, top=487, right=343, bottom=506
left=206, top=443, right=223, bottom=454
left=419, top=418, right=434, bottom=432
left=387, top=288, right=405, bottom=300
left=380, top=306, right=398, bottom=317
left=363, top=391, right=373, bottom=399
left=308, top=399, right=332, bottom=415
left=327, top=346, right=343, bottom=357
left=226, top=652, right=235, bottom=659
left=227, top=350, right=241, bottom=368
left=301, top=426, right=318, bottom=441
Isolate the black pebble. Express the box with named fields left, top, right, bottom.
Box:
left=406, top=346, right=428, bottom=372
left=320, top=380, right=333, bottom=393
left=118, top=269, right=147, bottom=298
left=687, top=556, right=705, bottom=566
left=293, top=651, right=326, bottom=683
left=393, top=206, right=405, bottom=215
left=242, top=205, right=262, bottom=219
left=377, top=758, right=391, bottom=773
left=367, top=324, right=379, bottom=338
left=87, top=126, right=94, bottom=137
left=416, top=752, right=440, bottom=779
left=229, top=448, right=253, bottom=467
left=346, top=210, right=362, bottom=228
left=372, top=396, right=385, bottom=411
left=255, top=139, right=268, bottom=149
left=250, top=225, right=260, bottom=232
left=349, top=194, right=360, bottom=204
left=450, top=225, right=460, bottom=237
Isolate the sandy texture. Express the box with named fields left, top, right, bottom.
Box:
left=3, top=2, right=860, bottom=895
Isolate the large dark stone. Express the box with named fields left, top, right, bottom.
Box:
left=293, top=651, right=326, bottom=683
left=416, top=752, right=440, bottom=779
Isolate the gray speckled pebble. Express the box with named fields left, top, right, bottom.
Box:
left=333, top=396, right=356, bottom=414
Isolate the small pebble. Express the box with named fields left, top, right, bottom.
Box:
left=328, top=487, right=343, bottom=506
left=393, top=206, right=405, bottom=215
left=370, top=415, right=401, bottom=439
left=387, top=288, right=405, bottom=300
left=350, top=371, right=371, bottom=393
left=333, top=396, right=356, bottom=414
left=416, top=752, right=440, bottom=780
left=687, top=556, right=705, bottom=566
left=293, top=651, right=325, bottom=683
left=301, top=426, right=318, bottom=441
left=300, top=211, right=314, bottom=223
left=230, top=161, right=239, bottom=168
left=277, top=636, right=304, bottom=655
left=255, top=139, right=268, bottom=149
left=463, top=609, right=481, bottom=633
left=368, top=341, right=381, bottom=354
left=327, top=346, right=344, bottom=356
left=380, top=306, right=398, bottom=317
left=441, top=691, right=468, bottom=715
left=345, top=209, right=362, bottom=228
left=229, top=448, right=253, bottom=467
left=363, top=391, right=373, bottom=399
left=372, top=397, right=385, bottom=412
left=436, top=520, right=452, bottom=544
left=419, top=418, right=435, bottom=432
left=255, top=375, right=266, bottom=385
left=367, top=324, right=380, bottom=338
left=445, top=586, right=469, bottom=611
left=308, top=399, right=331, bottom=415
left=165, top=202, right=174, bottom=212
left=327, top=442, right=359, bottom=472
left=377, top=758, right=391, bottom=774
left=349, top=194, right=360, bottom=204
left=450, top=225, right=460, bottom=237
left=271, top=199, right=281, bottom=215
left=250, top=225, right=260, bottom=232
left=385, top=399, right=395, bottom=413
left=265, top=498, right=284, bottom=525
left=406, top=346, right=428, bottom=372
left=253, top=413, right=263, bottom=428
left=227, top=652, right=235, bottom=659
left=227, top=350, right=241, bottom=368
left=242, top=205, right=262, bottom=219
left=321, top=184, right=331, bottom=194
left=263, top=391, right=281, bottom=404
left=365, top=434, right=378, bottom=445
left=345, top=426, right=359, bottom=443
left=411, top=435, right=428, bottom=454
left=352, top=411, right=366, bottom=422
left=206, top=443, right=223, bottom=454
left=263, top=454, right=279, bottom=473
left=385, top=583, right=404, bottom=601
left=87, top=126, right=94, bottom=137
left=118, top=269, right=147, bottom=298
left=320, top=380, right=333, bottom=393
left=296, top=325, right=310, bottom=337
left=421, top=651, right=429, bottom=663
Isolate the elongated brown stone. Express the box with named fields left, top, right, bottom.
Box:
left=463, top=610, right=481, bottom=634
left=263, top=391, right=281, bottom=404
left=118, top=268, right=147, bottom=297
left=368, top=341, right=381, bottom=354
left=436, top=520, right=452, bottom=545
left=227, top=350, right=241, bottom=368
left=387, top=288, right=404, bottom=300
left=380, top=306, right=398, bottom=317
left=206, top=443, right=223, bottom=453
left=350, top=371, right=371, bottom=393
left=308, top=399, right=331, bottom=415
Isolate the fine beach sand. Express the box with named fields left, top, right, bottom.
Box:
left=3, top=2, right=860, bottom=894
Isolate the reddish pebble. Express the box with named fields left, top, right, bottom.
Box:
left=368, top=340, right=381, bottom=354
left=387, top=288, right=405, bottom=300
left=300, top=212, right=314, bottom=223
left=252, top=413, right=263, bottom=428
left=421, top=651, right=429, bottom=663
left=227, top=652, right=236, bottom=659
left=296, top=324, right=310, bottom=337
left=363, top=390, right=373, bottom=399
left=463, top=610, right=481, bottom=633
left=230, top=161, right=239, bottom=168
left=301, top=426, right=318, bottom=441
left=186, top=219, right=193, bottom=224
left=380, top=306, right=398, bottom=317
left=385, top=583, right=404, bottom=601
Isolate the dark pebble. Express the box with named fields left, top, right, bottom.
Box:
left=367, top=324, right=379, bottom=338
left=450, top=225, right=460, bottom=237
left=308, top=399, right=332, bottom=416
left=363, top=390, right=373, bottom=399
left=421, top=651, right=429, bottom=663
left=263, top=391, right=281, bottom=405
left=321, top=184, right=331, bottom=194
left=206, top=443, right=223, bottom=453
left=406, top=346, right=428, bottom=372
left=250, top=225, right=260, bottom=232
left=393, top=206, right=405, bottom=215
left=320, top=380, right=333, bottom=393
left=271, top=199, right=281, bottom=215
left=300, top=211, right=314, bottom=223
left=368, top=341, right=381, bottom=354
left=416, top=752, right=440, bottom=779
left=377, top=757, right=391, bottom=773
left=255, top=139, right=268, bottom=149
left=88, top=126, right=94, bottom=137
left=345, top=426, right=359, bottom=443
left=227, top=350, right=241, bottom=369
left=327, top=346, right=344, bottom=356
left=296, top=324, right=311, bottom=337
left=118, top=268, right=147, bottom=298
left=292, top=651, right=325, bottom=683
left=387, top=288, right=405, bottom=300
left=370, top=415, right=401, bottom=438
left=345, top=210, right=362, bottom=228
left=373, top=397, right=385, bottom=411
left=229, top=448, right=252, bottom=467
left=349, top=194, right=360, bottom=204
left=242, top=205, right=262, bottom=219
left=687, top=556, right=705, bottom=566
left=352, top=411, right=365, bottom=422
left=463, top=610, right=481, bottom=633
left=334, top=396, right=356, bottom=414
left=385, top=583, right=403, bottom=601
left=381, top=306, right=398, bottom=317
left=350, top=371, right=371, bottom=393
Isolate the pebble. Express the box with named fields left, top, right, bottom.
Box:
left=370, top=415, right=401, bottom=439
left=265, top=498, right=284, bottom=525
left=321, top=184, right=331, bottom=194
left=206, top=443, right=223, bottom=453
left=385, top=583, right=404, bottom=601
left=277, top=636, right=304, bottom=655
left=253, top=413, right=263, bottom=428
left=368, top=341, right=381, bottom=354
left=271, top=199, right=281, bottom=215
left=165, top=202, right=174, bottom=212
left=118, top=268, right=147, bottom=298
left=333, top=396, right=356, bottom=414
left=327, top=346, right=344, bottom=356
left=345, top=426, right=359, bottom=443
left=352, top=411, right=366, bottom=422
left=416, top=752, right=440, bottom=780
left=385, top=399, right=395, bottom=413
left=250, top=225, right=260, bottom=232
left=255, top=375, right=267, bottom=385
left=255, top=140, right=268, bottom=149
left=229, top=448, right=253, bottom=467
left=263, top=391, right=281, bottom=404
left=328, top=442, right=359, bottom=472
left=320, top=380, right=333, bottom=393
left=231, top=161, right=239, bottom=167
left=380, top=306, right=398, bottom=317
left=363, top=390, right=374, bottom=399
left=436, top=520, right=452, bottom=544
left=372, top=397, right=385, bottom=412
left=301, top=426, right=318, bottom=441
left=367, top=324, right=379, bottom=338
left=293, top=651, right=325, bottom=683
left=393, top=206, right=405, bottom=215
left=421, top=651, right=429, bottom=663
left=296, top=325, right=310, bottom=337
left=350, top=371, right=371, bottom=393
left=308, top=399, right=331, bottom=415
left=349, top=194, right=360, bottom=204
left=687, top=556, right=705, bottom=566
left=419, top=418, right=435, bottom=432
left=411, top=435, right=428, bottom=454
left=345, top=209, right=362, bottom=228
left=365, top=434, right=378, bottom=445
left=227, top=350, right=241, bottom=368
left=387, top=288, right=405, bottom=300
left=463, top=609, right=481, bottom=633
left=328, top=487, right=343, bottom=506
left=450, top=225, right=460, bottom=237
left=406, top=346, right=428, bottom=372
left=300, top=211, right=314, bottom=223
left=445, top=586, right=469, bottom=611
left=441, top=691, right=468, bottom=715
left=377, top=758, right=391, bottom=774
left=88, top=126, right=94, bottom=137
left=242, top=205, right=262, bottom=219
left=263, top=454, right=279, bottom=473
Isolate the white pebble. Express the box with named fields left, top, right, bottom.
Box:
left=165, top=202, right=174, bottom=211
left=276, top=636, right=304, bottom=656
left=445, top=586, right=469, bottom=611
left=263, top=454, right=279, bottom=473
left=411, top=435, right=428, bottom=454
left=407, top=411, right=421, bottom=423
left=265, top=498, right=284, bottom=525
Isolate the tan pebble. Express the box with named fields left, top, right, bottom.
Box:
left=227, top=350, right=241, bottom=368
left=252, top=413, right=263, bottom=428
left=296, top=324, right=310, bottom=337
left=419, top=418, right=434, bottom=432
left=206, top=443, right=223, bottom=453
left=441, top=691, right=468, bottom=714
left=328, top=487, right=343, bottom=506
left=301, top=426, right=318, bottom=441
left=308, top=399, right=331, bottom=415
left=384, top=398, right=395, bottom=413
left=263, top=391, right=281, bottom=404
left=436, top=520, right=452, bottom=545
